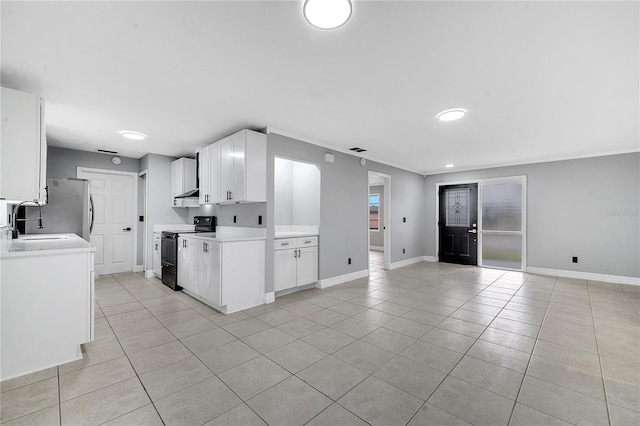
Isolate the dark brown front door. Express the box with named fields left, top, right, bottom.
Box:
left=439, top=183, right=478, bottom=265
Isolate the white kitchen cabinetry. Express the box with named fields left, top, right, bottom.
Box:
left=177, top=236, right=196, bottom=293
left=198, top=144, right=218, bottom=204
left=198, top=129, right=266, bottom=205
left=180, top=233, right=265, bottom=313
left=274, top=236, right=318, bottom=292
left=152, top=232, right=162, bottom=278
left=218, top=130, right=266, bottom=204
left=171, top=158, right=197, bottom=207
left=1, top=234, right=95, bottom=380
left=0, top=87, right=47, bottom=203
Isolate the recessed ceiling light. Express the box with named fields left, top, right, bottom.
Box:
left=437, top=109, right=467, bottom=122
left=445, top=164, right=455, bottom=168
left=303, top=0, right=352, bottom=30
left=118, top=130, right=146, bottom=141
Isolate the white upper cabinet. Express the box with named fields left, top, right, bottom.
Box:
left=198, top=143, right=218, bottom=204
left=171, top=158, right=196, bottom=198
left=171, top=158, right=197, bottom=207
left=1, top=87, right=47, bottom=203
left=198, top=129, right=266, bottom=205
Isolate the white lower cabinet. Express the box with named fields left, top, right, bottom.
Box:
left=177, top=236, right=195, bottom=293
left=274, top=236, right=318, bottom=292
left=152, top=233, right=162, bottom=278
left=179, top=235, right=265, bottom=313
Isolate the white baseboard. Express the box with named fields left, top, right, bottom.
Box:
left=424, top=256, right=437, bottom=262
left=526, top=266, right=640, bottom=286
left=316, top=269, right=369, bottom=289
left=144, top=270, right=156, bottom=278
left=264, top=292, right=275, bottom=304
left=390, top=256, right=427, bottom=270
left=134, top=265, right=144, bottom=273
left=370, top=246, right=384, bottom=251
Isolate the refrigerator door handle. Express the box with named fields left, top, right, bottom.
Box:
left=89, top=194, right=95, bottom=234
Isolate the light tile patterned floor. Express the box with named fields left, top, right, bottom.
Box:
left=1, top=251, right=639, bottom=425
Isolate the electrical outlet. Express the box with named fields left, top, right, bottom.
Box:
left=233, top=215, right=237, bottom=223
left=258, top=215, right=262, bottom=225
left=348, top=258, right=351, bottom=265
left=403, top=217, right=407, bottom=223
left=403, top=248, right=405, bottom=254
left=139, top=215, right=144, bottom=222
left=572, top=256, right=578, bottom=263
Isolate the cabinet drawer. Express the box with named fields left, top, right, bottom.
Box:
left=296, top=236, right=318, bottom=248
left=274, top=239, right=296, bottom=250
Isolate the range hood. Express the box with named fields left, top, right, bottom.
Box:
left=176, top=188, right=199, bottom=198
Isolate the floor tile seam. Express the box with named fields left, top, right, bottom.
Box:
left=0, top=370, right=60, bottom=395
left=57, top=367, right=62, bottom=425
left=295, top=364, right=371, bottom=404
left=586, top=283, right=615, bottom=426
left=373, top=353, right=450, bottom=402
left=520, top=370, right=608, bottom=403
left=0, top=401, right=60, bottom=425
left=500, top=275, right=557, bottom=426
left=302, top=401, right=373, bottom=426
left=92, top=280, right=169, bottom=424
left=514, top=401, right=581, bottom=426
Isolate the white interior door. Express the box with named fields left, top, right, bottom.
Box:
left=78, top=169, right=135, bottom=275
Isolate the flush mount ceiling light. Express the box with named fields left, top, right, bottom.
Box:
left=118, top=130, right=147, bottom=141
left=437, top=109, right=467, bottom=122
left=303, top=0, right=353, bottom=30
left=445, top=164, right=455, bottom=168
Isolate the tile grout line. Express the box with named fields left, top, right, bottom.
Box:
left=586, top=280, right=613, bottom=426
left=505, top=275, right=559, bottom=425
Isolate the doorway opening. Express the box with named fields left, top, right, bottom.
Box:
left=436, top=176, right=527, bottom=271
left=368, top=171, right=391, bottom=272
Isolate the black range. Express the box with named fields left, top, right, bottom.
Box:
left=161, top=216, right=216, bottom=290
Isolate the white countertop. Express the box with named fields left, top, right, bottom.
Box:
left=153, top=224, right=195, bottom=233
left=1, top=233, right=95, bottom=258
left=180, top=227, right=267, bottom=242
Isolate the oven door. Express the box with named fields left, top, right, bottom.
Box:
left=161, top=233, right=180, bottom=290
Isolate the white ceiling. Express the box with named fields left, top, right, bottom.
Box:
left=2, top=1, right=638, bottom=175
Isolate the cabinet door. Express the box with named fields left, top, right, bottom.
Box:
left=178, top=238, right=195, bottom=292
left=171, top=160, right=181, bottom=199
left=201, top=241, right=222, bottom=306
left=296, top=246, right=318, bottom=286
left=218, top=137, right=233, bottom=202
left=208, top=143, right=219, bottom=203
left=0, top=87, right=46, bottom=202
left=274, top=249, right=297, bottom=292
left=230, top=131, right=246, bottom=202
left=198, top=147, right=210, bottom=204
left=153, top=238, right=161, bottom=276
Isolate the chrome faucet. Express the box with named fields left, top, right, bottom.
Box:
left=11, top=201, right=43, bottom=239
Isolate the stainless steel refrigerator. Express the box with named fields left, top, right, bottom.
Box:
left=23, top=178, right=93, bottom=241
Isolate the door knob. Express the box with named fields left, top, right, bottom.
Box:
left=468, top=229, right=477, bottom=233
left=123, top=227, right=132, bottom=232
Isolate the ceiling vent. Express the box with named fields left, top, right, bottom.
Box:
left=349, top=147, right=367, bottom=153
left=97, top=149, right=118, bottom=154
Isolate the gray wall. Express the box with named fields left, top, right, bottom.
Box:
left=369, top=184, right=384, bottom=247
left=47, top=146, right=144, bottom=265
left=424, top=152, right=640, bottom=278
left=47, top=146, right=139, bottom=178
left=140, top=153, right=190, bottom=271
left=266, top=133, right=426, bottom=293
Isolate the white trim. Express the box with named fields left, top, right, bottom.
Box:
left=267, top=127, right=424, bottom=175
left=264, top=292, right=275, bottom=304
left=390, top=256, right=426, bottom=270
left=77, top=166, right=139, bottom=274
left=526, top=266, right=640, bottom=286
left=424, top=256, right=437, bottom=262
left=144, top=270, right=155, bottom=278
left=134, top=265, right=143, bottom=273
left=423, top=149, right=639, bottom=176
left=139, top=169, right=149, bottom=273
left=370, top=246, right=384, bottom=251
left=316, top=269, right=369, bottom=289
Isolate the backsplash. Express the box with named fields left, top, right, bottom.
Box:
left=188, top=202, right=267, bottom=228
